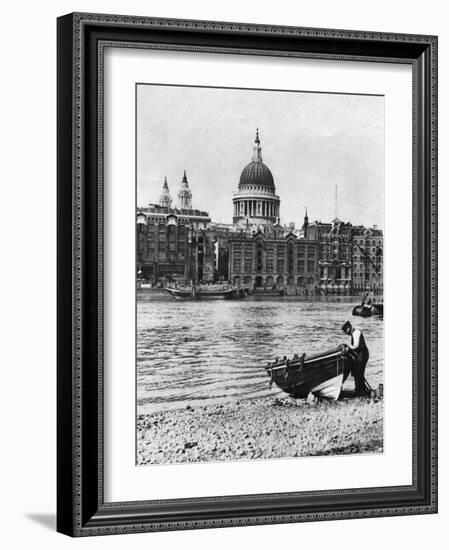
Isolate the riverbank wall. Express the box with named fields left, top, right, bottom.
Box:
left=137, top=288, right=376, bottom=302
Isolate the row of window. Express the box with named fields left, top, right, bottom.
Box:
left=232, top=247, right=318, bottom=257
left=232, top=259, right=316, bottom=273
left=142, top=252, right=186, bottom=262
left=354, top=247, right=382, bottom=254
left=354, top=238, right=383, bottom=246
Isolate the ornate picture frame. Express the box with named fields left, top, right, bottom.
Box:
left=57, top=12, right=437, bottom=536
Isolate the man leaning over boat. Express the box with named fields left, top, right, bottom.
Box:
left=340, top=321, right=371, bottom=396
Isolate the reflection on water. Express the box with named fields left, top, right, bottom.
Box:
left=137, top=298, right=383, bottom=414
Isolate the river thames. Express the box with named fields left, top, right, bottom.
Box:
left=137, top=295, right=383, bottom=415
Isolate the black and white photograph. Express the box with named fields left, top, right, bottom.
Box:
left=1, top=0, right=442, bottom=545
left=136, top=83, right=385, bottom=465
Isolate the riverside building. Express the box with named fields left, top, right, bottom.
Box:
left=137, top=131, right=383, bottom=294
left=136, top=172, right=216, bottom=284
left=302, top=218, right=383, bottom=296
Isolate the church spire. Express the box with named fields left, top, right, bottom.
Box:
left=159, top=176, right=172, bottom=209
left=252, top=128, right=263, bottom=162
left=303, top=207, right=309, bottom=239
left=178, top=170, right=192, bottom=209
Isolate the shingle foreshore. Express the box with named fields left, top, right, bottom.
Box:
left=137, top=394, right=383, bottom=465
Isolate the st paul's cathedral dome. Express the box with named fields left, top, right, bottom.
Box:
left=232, top=130, right=280, bottom=226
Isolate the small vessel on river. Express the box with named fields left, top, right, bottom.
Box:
left=164, top=282, right=235, bottom=300
left=252, top=287, right=285, bottom=297
left=352, top=303, right=383, bottom=317
left=352, top=294, right=384, bottom=317
left=265, top=346, right=350, bottom=400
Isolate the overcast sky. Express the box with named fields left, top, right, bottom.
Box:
left=137, top=84, right=384, bottom=228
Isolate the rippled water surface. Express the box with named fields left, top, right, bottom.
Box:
left=137, top=297, right=383, bottom=414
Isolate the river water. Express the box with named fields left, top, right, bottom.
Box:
left=137, top=297, right=384, bottom=414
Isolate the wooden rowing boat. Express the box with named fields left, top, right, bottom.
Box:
left=265, top=347, right=349, bottom=400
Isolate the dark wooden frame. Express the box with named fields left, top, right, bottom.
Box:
left=57, top=12, right=438, bottom=537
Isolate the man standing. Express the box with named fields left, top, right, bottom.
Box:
left=341, top=320, right=370, bottom=396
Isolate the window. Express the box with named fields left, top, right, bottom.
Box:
left=256, top=246, right=263, bottom=273
left=287, top=244, right=294, bottom=273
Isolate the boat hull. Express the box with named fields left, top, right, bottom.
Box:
left=266, top=347, right=348, bottom=400
left=252, top=288, right=285, bottom=297
left=164, top=287, right=235, bottom=300
left=311, top=373, right=344, bottom=400
left=352, top=304, right=383, bottom=317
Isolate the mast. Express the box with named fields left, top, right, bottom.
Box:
left=335, top=184, right=338, bottom=220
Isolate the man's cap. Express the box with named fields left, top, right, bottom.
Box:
left=341, top=320, right=352, bottom=332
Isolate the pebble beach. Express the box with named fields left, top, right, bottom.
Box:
left=137, top=391, right=383, bottom=465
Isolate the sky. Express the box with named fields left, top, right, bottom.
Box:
left=137, top=84, right=384, bottom=229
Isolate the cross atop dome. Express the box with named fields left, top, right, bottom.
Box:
left=252, top=128, right=263, bottom=163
